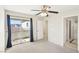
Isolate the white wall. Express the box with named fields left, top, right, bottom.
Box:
left=48, top=14, right=64, bottom=46
left=0, top=7, right=5, bottom=52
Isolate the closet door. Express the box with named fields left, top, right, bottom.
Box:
left=37, top=20, right=43, bottom=40
left=43, top=21, right=48, bottom=40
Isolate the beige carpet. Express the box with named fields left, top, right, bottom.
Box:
left=6, top=39, right=78, bottom=53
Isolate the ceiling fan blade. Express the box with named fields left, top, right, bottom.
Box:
left=48, top=11, right=59, bottom=14
left=32, top=10, right=41, bottom=11
left=36, top=12, right=42, bottom=15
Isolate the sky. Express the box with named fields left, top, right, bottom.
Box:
left=10, top=19, right=22, bottom=24
left=10, top=19, right=30, bottom=30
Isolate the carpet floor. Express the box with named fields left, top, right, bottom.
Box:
left=6, top=39, right=78, bottom=53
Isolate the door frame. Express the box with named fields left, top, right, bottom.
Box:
left=63, top=16, right=78, bottom=50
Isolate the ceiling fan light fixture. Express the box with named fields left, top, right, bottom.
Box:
left=40, top=13, right=47, bottom=16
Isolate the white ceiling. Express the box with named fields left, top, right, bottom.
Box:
left=3, top=5, right=79, bottom=15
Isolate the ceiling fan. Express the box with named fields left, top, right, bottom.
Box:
left=32, top=5, right=59, bottom=17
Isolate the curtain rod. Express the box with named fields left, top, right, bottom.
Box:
left=8, top=14, right=31, bottom=19
left=8, top=15, right=30, bottom=21
left=10, top=18, right=30, bottom=21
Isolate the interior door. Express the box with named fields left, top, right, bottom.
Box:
left=37, top=20, right=43, bottom=40
left=43, top=21, right=48, bottom=40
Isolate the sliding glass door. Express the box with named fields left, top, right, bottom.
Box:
left=10, top=19, right=30, bottom=46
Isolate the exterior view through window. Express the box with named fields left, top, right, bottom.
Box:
left=10, top=19, right=30, bottom=46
